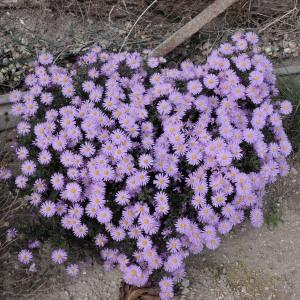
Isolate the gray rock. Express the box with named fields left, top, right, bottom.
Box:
left=291, top=167, right=298, bottom=176
left=289, top=41, right=297, bottom=49
left=181, top=279, right=190, bottom=288
left=181, top=288, right=189, bottom=295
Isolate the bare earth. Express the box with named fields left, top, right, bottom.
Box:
left=32, top=157, right=300, bottom=300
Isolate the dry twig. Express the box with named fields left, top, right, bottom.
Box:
left=258, top=6, right=299, bottom=33
left=119, top=0, right=159, bottom=52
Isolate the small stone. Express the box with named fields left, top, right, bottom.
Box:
left=282, top=40, right=289, bottom=48
left=202, top=41, right=211, bottom=49
left=181, top=279, right=190, bottom=288
left=29, top=263, right=37, bottom=272
left=181, top=288, right=189, bottom=295
left=284, top=48, right=291, bottom=54
left=264, top=47, right=272, bottom=54
left=2, top=58, right=9, bottom=65
left=291, top=167, right=298, bottom=176
left=289, top=41, right=297, bottom=49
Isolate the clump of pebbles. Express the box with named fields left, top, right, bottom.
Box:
left=0, top=38, right=33, bottom=91
left=262, top=33, right=299, bottom=59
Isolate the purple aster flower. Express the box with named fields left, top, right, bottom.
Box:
left=41, top=92, right=54, bottom=105
left=50, top=173, right=64, bottom=190
left=175, top=218, right=190, bottom=234
left=219, top=43, right=234, bottom=55
left=97, top=207, right=113, bottom=223
left=153, top=174, right=170, bottom=190
left=216, top=150, right=232, bottom=166
left=250, top=208, right=263, bottom=228
left=6, top=228, right=18, bottom=241
left=38, top=150, right=52, bottom=165
left=280, top=100, right=292, bottom=115
left=21, top=160, right=36, bottom=176
left=64, top=182, right=82, bottom=202
left=233, top=54, right=251, bottom=71
left=159, top=291, right=174, bottom=300
left=205, top=236, right=221, bottom=250
left=164, top=253, right=183, bottom=272
left=0, top=167, right=12, bottom=181
left=38, top=52, right=53, bottom=65
left=16, top=146, right=29, bottom=160
left=115, top=190, right=130, bottom=205
left=138, top=213, right=158, bottom=235
left=249, top=70, right=264, bottom=85
left=147, top=57, right=160, bottom=68
left=66, top=264, right=79, bottom=277
left=235, top=38, right=248, bottom=51
left=111, top=227, right=126, bottom=241
left=62, top=84, right=75, bottom=98
left=9, top=89, right=22, bottom=103
left=18, top=249, right=33, bottom=265
left=15, top=175, right=28, bottom=189
left=17, top=121, right=31, bottom=135
left=73, top=224, right=88, bottom=238
left=212, top=192, right=226, bottom=207
left=245, top=32, right=259, bottom=44
left=137, top=235, right=153, bottom=250
left=159, top=277, right=174, bottom=292
left=166, top=238, right=182, bottom=254
left=28, top=240, right=41, bottom=249
left=40, top=201, right=56, bottom=217
left=198, top=204, right=215, bottom=223
left=204, top=74, right=219, bottom=89
left=218, top=220, right=233, bottom=234
left=80, top=142, right=96, bottom=157
left=51, top=249, right=67, bottom=264
left=187, top=79, right=202, bottom=95
left=95, top=233, right=108, bottom=248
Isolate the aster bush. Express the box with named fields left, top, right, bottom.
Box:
left=7, top=32, right=293, bottom=299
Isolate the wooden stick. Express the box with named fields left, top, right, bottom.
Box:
left=150, top=0, right=239, bottom=57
